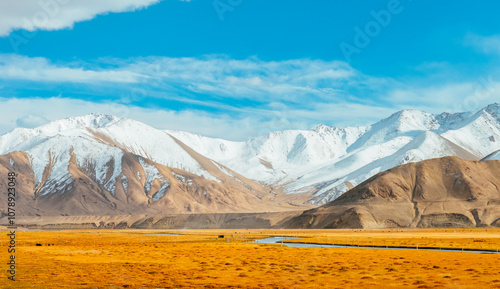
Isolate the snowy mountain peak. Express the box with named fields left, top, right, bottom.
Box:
left=310, top=123, right=368, bottom=135
left=485, top=102, right=500, bottom=111
left=310, top=124, right=331, bottom=132
left=386, top=109, right=438, bottom=131
left=311, top=124, right=344, bottom=134
left=485, top=103, right=500, bottom=121
left=34, top=113, right=121, bottom=134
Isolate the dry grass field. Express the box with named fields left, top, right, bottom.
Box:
left=1, top=228, right=500, bottom=288
left=282, top=228, right=500, bottom=252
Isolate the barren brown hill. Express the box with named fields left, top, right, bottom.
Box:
left=284, top=156, right=500, bottom=229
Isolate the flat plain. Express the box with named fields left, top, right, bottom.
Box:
left=1, top=228, right=500, bottom=288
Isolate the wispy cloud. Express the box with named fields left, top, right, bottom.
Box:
left=1, top=53, right=500, bottom=140
left=0, top=54, right=360, bottom=103
left=465, top=33, right=500, bottom=55
left=0, top=0, right=163, bottom=37
left=124, top=56, right=358, bottom=102
left=386, top=78, right=500, bottom=113
left=0, top=96, right=401, bottom=141
left=0, top=97, right=261, bottom=140
left=0, top=54, right=143, bottom=83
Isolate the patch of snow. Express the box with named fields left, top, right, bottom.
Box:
left=139, top=158, right=162, bottom=194
left=211, top=160, right=252, bottom=190
left=172, top=172, right=186, bottom=184
left=152, top=180, right=170, bottom=201
left=121, top=175, right=128, bottom=193
left=96, top=118, right=219, bottom=181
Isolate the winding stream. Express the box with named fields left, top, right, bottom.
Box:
left=249, top=236, right=500, bottom=254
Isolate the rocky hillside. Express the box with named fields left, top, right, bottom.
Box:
left=284, top=157, right=500, bottom=229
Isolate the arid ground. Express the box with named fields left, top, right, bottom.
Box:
left=1, top=229, right=500, bottom=288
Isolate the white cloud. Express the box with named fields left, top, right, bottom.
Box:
left=1, top=54, right=499, bottom=140
left=0, top=0, right=161, bottom=37
left=465, top=33, right=500, bottom=55
left=0, top=97, right=284, bottom=140
left=0, top=54, right=142, bottom=83
left=0, top=54, right=358, bottom=103
left=386, top=78, right=500, bottom=114
left=16, top=114, right=50, bottom=128
left=0, top=97, right=401, bottom=141
left=0, top=54, right=389, bottom=139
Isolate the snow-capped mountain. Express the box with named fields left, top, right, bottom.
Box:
left=167, top=124, right=368, bottom=185
left=1, top=104, right=500, bottom=215
left=0, top=113, right=312, bottom=216
left=168, top=103, right=500, bottom=204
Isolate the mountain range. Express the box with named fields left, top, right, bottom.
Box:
left=1, top=103, right=500, bottom=217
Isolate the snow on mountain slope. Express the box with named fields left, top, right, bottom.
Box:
left=0, top=120, right=126, bottom=197
left=0, top=115, right=228, bottom=186
left=164, top=130, right=244, bottom=161
left=1, top=103, right=500, bottom=207
left=0, top=114, right=119, bottom=153
left=168, top=105, right=497, bottom=204
left=300, top=131, right=480, bottom=204
left=0, top=115, right=305, bottom=215
left=346, top=109, right=438, bottom=153
left=0, top=114, right=244, bottom=202
left=28, top=134, right=124, bottom=196
left=92, top=118, right=219, bottom=181
left=167, top=125, right=368, bottom=184
left=441, top=106, right=500, bottom=157
left=287, top=109, right=491, bottom=204
left=482, top=150, right=500, bottom=160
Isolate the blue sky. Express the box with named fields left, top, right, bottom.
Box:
left=0, top=0, right=499, bottom=140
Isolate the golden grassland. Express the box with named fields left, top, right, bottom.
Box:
left=281, top=228, right=500, bottom=251
left=1, top=228, right=499, bottom=288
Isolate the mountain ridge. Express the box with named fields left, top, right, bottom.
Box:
left=1, top=104, right=500, bottom=215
